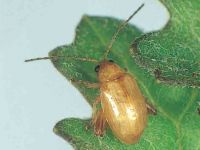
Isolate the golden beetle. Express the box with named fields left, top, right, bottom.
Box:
left=26, top=3, right=156, bottom=144
left=93, top=60, right=148, bottom=144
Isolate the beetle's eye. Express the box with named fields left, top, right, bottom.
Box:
left=109, top=60, right=114, bottom=63
left=95, top=65, right=100, bottom=72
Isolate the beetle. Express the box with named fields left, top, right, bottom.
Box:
left=25, top=3, right=157, bottom=144
left=93, top=60, right=149, bottom=144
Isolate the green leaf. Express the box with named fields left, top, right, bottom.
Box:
left=131, top=0, right=200, bottom=87
left=49, top=2, right=200, bottom=150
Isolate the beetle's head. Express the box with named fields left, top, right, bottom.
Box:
left=95, top=60, right=124, bottom=82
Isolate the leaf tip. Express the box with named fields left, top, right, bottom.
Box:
left=53, top=125, right=59, bottom=135
left=82, top=14, right=90, bottom=20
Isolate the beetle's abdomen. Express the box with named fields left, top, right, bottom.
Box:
left=100, top=74, right=147, bottom=144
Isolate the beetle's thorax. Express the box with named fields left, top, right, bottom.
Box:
left=97, top=60, right=125, bottom=82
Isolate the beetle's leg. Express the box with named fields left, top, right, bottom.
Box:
left=124, top=67, right=128, bottom=72
left=85, top=97, right=101, bottom=130
left=146, top=102, right=157, bottom=115
left=92, top=97, right=106, bottom=136
left=92, top=97, right=101, bottom=117
left=70, top=78, right=99, bottom=89
left=92, top=109, right=106, bottom=136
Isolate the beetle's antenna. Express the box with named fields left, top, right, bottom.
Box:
left=25, top=56, right=99, bottom=63
left=26, top=4, right=144, bottom=64
left=103, top=3, right=144, bottom=59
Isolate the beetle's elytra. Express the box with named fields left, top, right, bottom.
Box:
left=25, top=3, right=157, bottom=144
left=95, top=61, right=148, bottom=144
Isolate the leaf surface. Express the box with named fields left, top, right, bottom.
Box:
left=131, top=0, right=200, bottom=87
